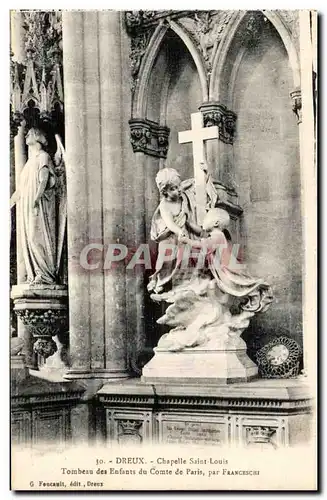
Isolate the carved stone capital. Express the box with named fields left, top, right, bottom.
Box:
left=11, top=284, right=68, bottom=362
left=129, top=118, right=170, bottom=158
left=199, top=102, right=237, bottom=144
left=290, top=88, right=302, bottom=124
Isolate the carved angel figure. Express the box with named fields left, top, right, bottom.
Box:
left=18, top=128, right=66, bottom=285
left=147, top=163, right=218, bottom=294
left=151, top=208, right=273, bottom=352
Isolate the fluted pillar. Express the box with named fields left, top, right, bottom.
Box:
left=62, top=11, right=128, bottom=379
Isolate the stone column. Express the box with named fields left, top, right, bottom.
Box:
left=14, top=123, right=26, bottom=286
left=13, top=124, right=39, bottom=370
left=62, top=11, right=128, bottom=380
left=295, top=11, right=316, bottom=379
left=10, top=11, right=25, bottom=64
left=98, top=11, right=128, bottom=377
left=120, top=22, right=148, bottom=373
left=62, top=12, right=91, bottom=378
left=10, top=11, right=37, bottom=369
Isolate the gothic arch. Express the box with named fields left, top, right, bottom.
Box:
left=209, top=10, right=301, bottom=103
left=133, top=20, right=208, bottom=118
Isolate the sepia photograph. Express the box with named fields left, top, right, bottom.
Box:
left=9, top=8, right=317, bottom=491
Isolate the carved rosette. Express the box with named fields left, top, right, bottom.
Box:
left=245, top=426, right=276, bottom=447
left=129, top=118, right=170, bottom=158
left=199, top=102, right=237, bottom=144
left=290, top=88, right=302, bottom=124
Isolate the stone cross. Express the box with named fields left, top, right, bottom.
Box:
left=178, top=112, right=219, bottom=225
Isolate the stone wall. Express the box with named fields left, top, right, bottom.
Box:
left=232, top=20, right=302, bottom=353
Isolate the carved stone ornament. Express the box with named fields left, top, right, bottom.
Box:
left=15, top=307, right=67, bottom=338
left=125, top=11, right=157, bottom=32
left=10, top=11, right=64, bottom=132
left=240, top=11, right=266, bottom=49
left=290, top=88, right=302, bottom=124
left=33, top=338, right=58, bottom=358
left=124, top=10, right=192, bottom=33
left=129, top=118, right=170, bottom=158
left=119, top=420, right=143, bottom=435
left=199, top=102, right=237, bottom=144
left=246, top=426, right=276, bottom=446
left=11, top=285, right=68, bottom=361
left=178, top=11, right=234, bottom=76
left=130, top=31, right=153, bottom=93
left=125, top=11, right=234, bottom=90
left=118, top=420, right=143, bottom=445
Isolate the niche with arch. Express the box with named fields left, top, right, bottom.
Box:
left=214, top=13, right=302, bottom=357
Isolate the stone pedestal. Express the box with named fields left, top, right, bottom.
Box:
left=142, top=347, right=258, bottom=385
left=97, top=378, right=313, bottom=448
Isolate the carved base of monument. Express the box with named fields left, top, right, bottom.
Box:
left=97, top=378, right=313, bottom=449
left=142, top=347, right=258, bottom=385
left=11, top=284, right=68, bottom=370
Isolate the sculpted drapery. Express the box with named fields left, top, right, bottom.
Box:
left=19, top=128, right=66, bottom=285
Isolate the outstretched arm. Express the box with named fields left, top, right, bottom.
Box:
left=159, top=200, right=187, bottom=238
left=186, top=219, right=203, bottom=236
left=179, top=235, right=204, bottom=248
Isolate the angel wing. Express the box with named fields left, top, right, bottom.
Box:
left=54, top=134, right=67, bottom=276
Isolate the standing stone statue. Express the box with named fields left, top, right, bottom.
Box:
left=18, top=128, right=66, bottom=285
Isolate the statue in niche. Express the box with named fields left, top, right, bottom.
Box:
left=147, top=162, right=218, bottom=294
left=18, top=128, right=66, bottom=285
left=148, top=173, right=273, bottom=352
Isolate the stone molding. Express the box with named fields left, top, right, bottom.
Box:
left=11, top=391, right=84, bottom=407
left=98, top=393, right=311, bottom=412
left=129, top=118, right=170, bottom=158
left=199, top=101, right=237, bottom=144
